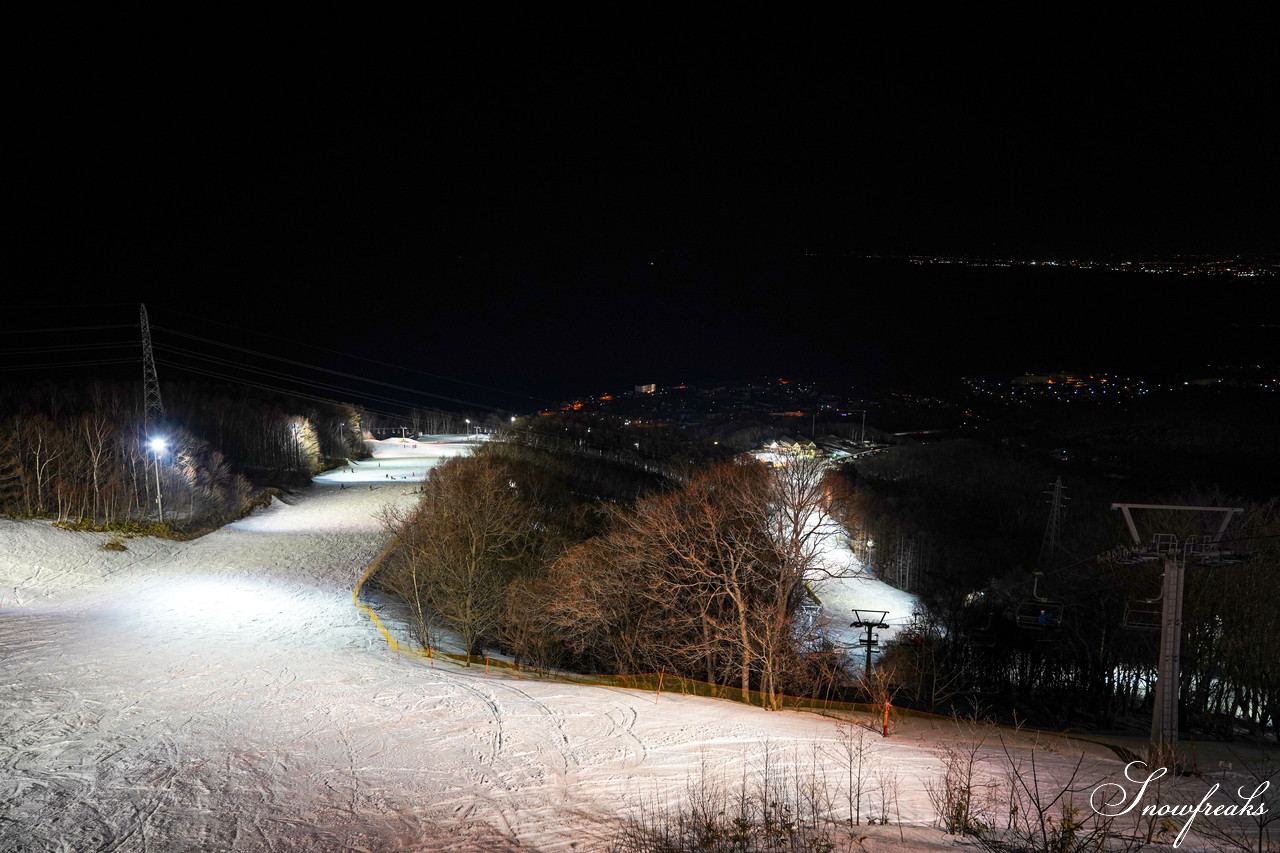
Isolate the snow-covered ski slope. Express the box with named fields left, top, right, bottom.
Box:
left=0, top=438, right=1116, bottom=851
left=805, top=515, right=919, bottom=657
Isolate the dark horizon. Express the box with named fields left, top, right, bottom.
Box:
left=3, top=253, right=1274, bottom=417
left=8, top=49, right=1275, bottom=413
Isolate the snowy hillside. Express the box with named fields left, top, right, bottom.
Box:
left=0, top=437, right=1147, bottom=852
left=806, top=521, right=919, bottom=659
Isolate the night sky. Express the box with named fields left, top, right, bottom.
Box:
left=7, top=41, right=1275, bottom=413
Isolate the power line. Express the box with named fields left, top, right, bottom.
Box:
left=0, top=307, right=546, bottom=414
left=0, top=342, right=137, bottom=356
left=152, top=325, right=511, bottom=413
left=0, top=324, right=137, bottom=334
left=165, top=363, right=413, bottom=421
left=153, top=306, right=556, bottom=406
left=154, top=344, right=455, bottom=413
left=0, top=358, right=139, bottom=372
left=153, top=340, right=507, bottom=414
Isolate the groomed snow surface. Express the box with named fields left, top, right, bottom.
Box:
left=2, top=438, right=1132, bottom=852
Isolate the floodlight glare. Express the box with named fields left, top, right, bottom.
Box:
left=146, top=436, right=168, bottom=522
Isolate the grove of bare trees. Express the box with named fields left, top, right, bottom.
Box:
left=377, top=454, right=583, bottom=657
left=377, top=449, right=852, bottom=706
left=0, top=380, right=366, bottom=529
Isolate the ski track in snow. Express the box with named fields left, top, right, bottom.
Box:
left=0, top=438, right=1124, bottom=852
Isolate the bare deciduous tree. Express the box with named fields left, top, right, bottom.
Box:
left=380, top=456, right=553, bottom=659
left=525, top=459, right=846, bottom=706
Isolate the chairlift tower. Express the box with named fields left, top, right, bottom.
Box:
left=850, top=609, right=890, bottom=676
left=1110, top=503, right=1242, bottom=745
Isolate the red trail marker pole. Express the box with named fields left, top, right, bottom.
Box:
left=655, top=667, right=665, bottom=705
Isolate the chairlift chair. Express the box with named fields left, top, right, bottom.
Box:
left=1015, top=572, right=1062, bottom=630
left=1122, top=601, right=1162, bottom=631
left=1015, top=601, right=1063, bottom=630
left=966, top=610, right=997, bottom=647
left=971, top=630, right=997, bottom=648
left=1122, top=580, right=1163, bottom=631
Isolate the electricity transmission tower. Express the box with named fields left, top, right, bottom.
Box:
left=140, top=304, right=164, bottom=434
left=1037, top=477, right=1068, bottom=570
left=140, top=304, right=167, bottom=522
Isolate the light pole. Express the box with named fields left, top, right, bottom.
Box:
left=148, top=436, right=167, bottom=522
left=465, top=418, right=471, bottom=435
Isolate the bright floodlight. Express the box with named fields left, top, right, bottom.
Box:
left=148, top=437, right=168, bottom=453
